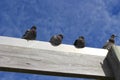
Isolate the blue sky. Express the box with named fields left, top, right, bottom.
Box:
left=0, top=0, right=120, bottom=80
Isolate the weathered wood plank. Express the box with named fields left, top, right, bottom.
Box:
left=0, top=36, right=107, bottom=56
left=0, top=36, right=113, bottom=79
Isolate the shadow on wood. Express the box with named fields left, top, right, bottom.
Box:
left=103, top=46, right=120, bottom=80
left=102, top=58, right=114, bottom=80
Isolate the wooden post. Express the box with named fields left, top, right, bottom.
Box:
left=105, top=45, right=120, bottom=80
left=0, top=36, right=113, bottom=79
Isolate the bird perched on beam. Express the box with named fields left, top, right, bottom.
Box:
left=22, top=26, right=37, bottom=40
left=49, top=34, right=63, bottom=46
left=74, top=36, right=85, bottom=48
left=103, top=34, right=116, bottom=50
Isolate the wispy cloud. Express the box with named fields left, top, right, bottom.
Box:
left=0, top=0, right=120, bottom=80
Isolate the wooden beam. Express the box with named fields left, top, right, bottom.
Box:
left=0, top=36, right=113, bottom=79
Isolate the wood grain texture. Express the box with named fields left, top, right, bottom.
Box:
left=0, top=36, right=113, bottom=79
